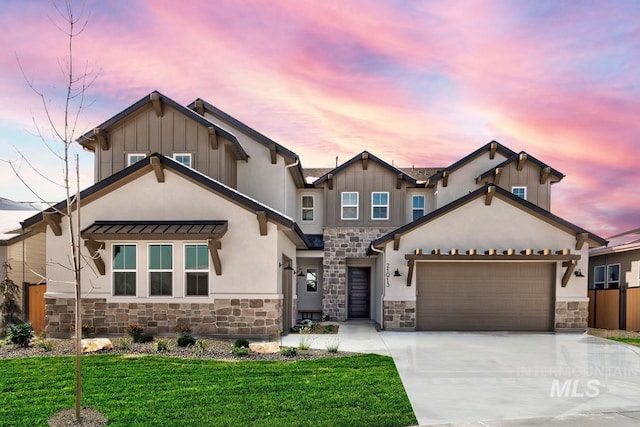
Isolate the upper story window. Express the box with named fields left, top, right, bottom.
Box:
left=173, top=153, right=192, bottom=168
left=306, top=268, right=318, bottom=292
left=127, top=153, right=146, bottom=166
left=185, top=244, right=209, bottom=296
left=512, top=186, right=527, bottom=200
left=149, top=244, right=173, bottom=297
left=593, top=265, right=605, bottom=288
left=113, top=244, right=136, bottom=296
left=412, top=195, right=425, bottom=221
left=607, top=264, right=620, bottom=288
left=594, top=264, right=621, bottom=289
left=301, top=195, right=314, bottom=222
left=341, top=192, right=358, bottom=220
left=371, top=192, right=389, bottom=220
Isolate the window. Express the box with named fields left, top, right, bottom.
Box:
left=607, top=264, right=620, bottom=289
left=301, top=195, right=314, bottom=222
left=185, top=244, right=209, bottom=296
left=594, top=265, right=605, bottom=289
left=149, top=244, right=172, bottom=296
left=113, top=244, right=136, bottom=296
left=341, top=192, right=358, bottom=220
left=512, top=186, right=527, bottom=199
left=173, top=153, right=192, bottom=168
left=306, top=269, right=318, bottom=292
left=371, top=192, right=389, bottom=220
left=412, top=195, right=425, bottom=221
left=127, top=153, right=146, bottom=166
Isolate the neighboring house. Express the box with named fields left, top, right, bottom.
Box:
left=588, top=229, right=640, bottom=331
left=21, top=91, right=606, bottom=337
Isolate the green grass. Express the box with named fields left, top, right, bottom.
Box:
left=0, top=354, right=416, bottom=427
left=609, top=337, right=640, bottom=345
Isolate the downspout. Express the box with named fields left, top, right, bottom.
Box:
left=284, top=157, right=300, bottom=218
left=369, top=244, right=385, bottom=329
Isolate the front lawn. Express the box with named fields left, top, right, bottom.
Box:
left=0, top=354, right=416, bottom=427
left=608, top=337, right=640, bottom=346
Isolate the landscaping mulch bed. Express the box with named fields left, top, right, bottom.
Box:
left=587, top=328, right=640, bottom=339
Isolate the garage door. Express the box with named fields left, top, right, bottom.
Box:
left=416, top=262, right=554, bottom=331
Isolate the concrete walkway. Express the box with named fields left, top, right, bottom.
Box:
left=282, top=322, right=640, bottom=426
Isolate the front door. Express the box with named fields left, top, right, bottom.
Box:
left=348, top=267, right=370, bottom=318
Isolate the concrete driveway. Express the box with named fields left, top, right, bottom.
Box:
left=282, top=323, right=640, bottom=426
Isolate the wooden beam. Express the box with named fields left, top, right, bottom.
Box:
left=207, top=239, right=222, bottom=276
left=561, top=259, right=577, bottom=287
left=575, top=233, right=589, bottom=251
left=485, top=185, right=495, bottom=205
left=442, top=171, right=449, bottom=187
left=466, top=248, right=477, bottom=255
left=503, top=248, right=516, bottom=255
left=150, top=156, right=165, bottom=183
left=538, top=249, right=552, bottom=255
left=327, top=173, right=333, bottom=190
left=431, top=248, right=440, bottom=255
left=405, top=253, right=582, bottom=262
left=194, top=99, right=205, bottom=115
left=485, top=248, right=497, bottom=255
left=361, top=152, right=369, bottom=170
left=256, top=211, right=268, bottom=236
left=84, top=239, right=105, bottom=275
left=520, top=248, right=534, bottom=255
left=449, top=248, right=459, bottom=255
left=517, top=153, right=528, bottom=171
left=150, top=92, right=163, bottom=117
left=396, top=173, right=403, bottom=190
left=556, top=248, right=571, bottom=255
left=94, top=127, right=108, bottom=150
left=493, top=167, right=503, bottom=185
left=540, top=167, right=551, bottom=184
left=270, top=144, right=277, bottom=164
left=208, top=127, right=218, bottom=150
left=43, top=212, right=62, bottom=236
left=415, top=248, right=423, bottom=255
left=393, top=234, right=400, bottom=251
left=489, top=142, right=498, bottom=159
left=407, top=259, right=414, bottom=287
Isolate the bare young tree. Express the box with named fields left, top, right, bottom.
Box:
left=7, top=0, right=98, bottom=422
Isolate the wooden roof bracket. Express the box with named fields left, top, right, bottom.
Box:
left=361, top=152, right=369, bottom=170
left=270, top=144, right=277, bottom=164
left=485, top=186, right=495, bottom=205
left=489, top=142, right=498, bottom=159
left=94, top=127, right=108, bottom=150
left=540, top=166, right=551, bottom=184
left=393, top=234, right=401, bottom=251
left=150, top=92, right=163, bottom=117
left=194, top=99, right=205, bottom=115
left=442, top=171, right=449, bottom=187
left=407, top=259, right=414, bottom=287
left=575, top=233, right=588, bottom=250
left=256, top=211, right=268, bottom=236
left=327, top=173, right=334, bottom=190
left=493, top=167, right=503, bottom=185
left=207, top=238, right=223, bottom=276
left=43, top=211, right=62, bottom=236
left=150, top=156, right=165, bottom=183
left=561, top=259, right=578, bottom=287
left=208, top=127, right=218, bottom=150
left=84, top=239, right=105, bottom=275
left=396, top=173, right=403, bottom=190
left=517, top=153, right=528, bottom=171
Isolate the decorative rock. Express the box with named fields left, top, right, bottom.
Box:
left=81, top=338, right=113, bottom=353
left=249, top=342, right=280, bottom=354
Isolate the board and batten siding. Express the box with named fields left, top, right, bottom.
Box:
left=497, top=161, right=551, bottom=210
left=322, top=161, right=407, bottom=228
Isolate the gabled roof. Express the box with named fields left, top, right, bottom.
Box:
left=22, top=153, right=309, bottom=248
left=426, top=141, right=516, bottom=188
left=188, top=98, right=306, bottom=187
left=476, top=151, right=564, bottom=183
left=313, top=151, right=418, bottom=187
left=78, top=91, right=248, bottom=161
left=590, top=228, right=640, bottom=256
left=369, top=184, right=606, bottom=253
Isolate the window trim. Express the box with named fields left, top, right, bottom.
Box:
left=301, top=195, right=315, bottom=223
left=371, top=192, right=389, bottom=220
left=184, top=243, right=210, bottom=297
left=593, top=265, right=605, bottom=289
left=112, top=243, right=137, bottom=297
left=412, top=195, right=425, bottom=221
left=173, top=153, right=193, bottom=168
left=512, top=186, right=527, bottom=200
left=148, top=243, right=173, bottom=297
left=127, top=153, right=146, bottom=166
left=341, top=192, right=359, bottom=220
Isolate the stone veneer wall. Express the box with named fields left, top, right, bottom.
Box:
left=383, top=300, right=416, bottom=329
left=45, top=297, right=281, bottom=338
left=555, top=301, right=588, bottom=330
left=323, top=227, right=395, bottom=321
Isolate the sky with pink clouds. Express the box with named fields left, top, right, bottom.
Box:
left=0, top=0, right=638, bottom=238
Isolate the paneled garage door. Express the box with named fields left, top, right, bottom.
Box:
left=416, top=262, right=555, bottom=331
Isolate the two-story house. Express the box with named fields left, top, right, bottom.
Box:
left=22, top=91, right=605, bottom=338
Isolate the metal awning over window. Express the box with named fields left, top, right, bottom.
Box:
left=81, top=220, right=228, bottom=240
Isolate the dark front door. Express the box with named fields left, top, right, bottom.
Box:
left=348, top=267, right=370, bottom=318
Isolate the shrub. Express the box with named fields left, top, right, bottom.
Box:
left=231, top=345, right=250, bottom=356
left=280, top=346, right=297, bottom=357
left=118, top=338, right=132, bottom=350
left=324, top=324, right=335, bottom=333
left=177, top=335, right=197, bottom=347
left=326, top=338, right=340, bottom=353
left=193, top=339, right=208, bottom=355
left=8, top=323, right=34, bottom=348
left=175, top=323, right=192, bottom=335
left=36, top=338, right=55, bottom=352
left=137, top=333, right=154, bottom=343
left=233, top=339, right=250, bottom=349
left=70, top=323, right=91, bottom=338
left=125, top=324, right=144, bottom=338
left=154, top=339, right=171, bottom=352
